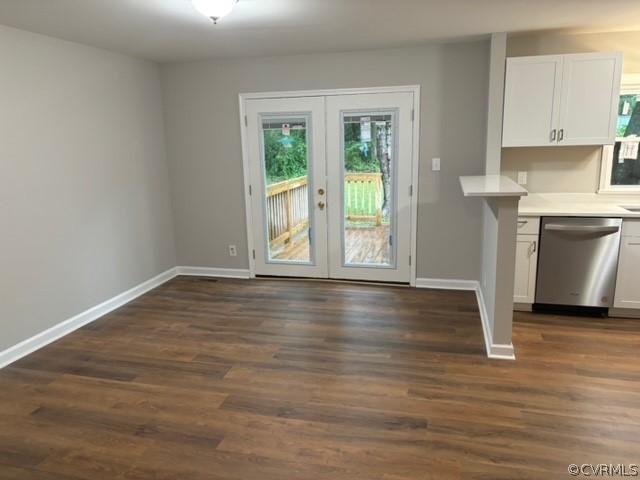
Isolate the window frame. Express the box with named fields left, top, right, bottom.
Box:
left=599, top=77, right=640, bottom=195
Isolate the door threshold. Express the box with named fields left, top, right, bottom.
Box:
left=255, top=275, right=410, bottom=288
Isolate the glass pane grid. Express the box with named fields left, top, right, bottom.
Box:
left=261, top=116, right=312, bottom=263
left=611, top=93, right=640, bottom=186
left=342, top=112, right=395, bottom=267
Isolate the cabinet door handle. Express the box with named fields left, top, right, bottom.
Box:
left=532, top=241, right=537, bottom=254
left=550, top=129, right=556, bottom=142
left=558, top=129, right=564, bottom=141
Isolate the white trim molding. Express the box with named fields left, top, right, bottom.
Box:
left=2, top=269, right=513, bottom=369
left=0, top=266, right=255, bottom=369
left=176, top=266, right=251, bottom=279
left=239, top=85, right=421, bottom=286
left=598, top=79, right=640, bottom=194
left=415, top=277, right=478, bottom=291
left=475, top=286, right=516, bottom=360
left=416, top=277, right=516, bottom=360
left=0, top=267, right=178, bottom=369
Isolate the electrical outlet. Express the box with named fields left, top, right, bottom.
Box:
left=517, top=171, right=528, bottom=185
left=228, top=245, right=237, bottom=257
left=432, top=157, right=441, bottom=172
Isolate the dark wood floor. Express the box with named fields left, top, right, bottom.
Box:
left=1, top=277, right=639, bottom=479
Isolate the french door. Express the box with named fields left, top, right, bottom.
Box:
left=244, top=90, right=415, bottom=283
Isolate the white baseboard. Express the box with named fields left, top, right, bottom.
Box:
left=416, top=277, right=515, bottom=360
left=0, top=267, right=179, bottom=369
left=176, top=266, right=251, bottom=279
left=1, top=268, right=513, bottom=368
left=609, top=307, right=640, bottom=319
left=415, top=277, right=478, bottom=291
left=0, top=265, right=254, bottom=370
left=475, top=286, right=515, bottom=360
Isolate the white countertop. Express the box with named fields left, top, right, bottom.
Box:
left=519, top=193, right=640, bottom=218
left=459, top=175, right=528, bottom=198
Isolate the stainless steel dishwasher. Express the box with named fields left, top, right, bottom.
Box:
left=536, top=217, right=622, bottom=308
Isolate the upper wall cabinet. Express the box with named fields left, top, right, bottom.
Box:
left=502, top=52, right=623, bottom=147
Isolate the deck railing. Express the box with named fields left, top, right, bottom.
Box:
left=267, top=176, right=309, bottom=246
left=266, top=172, right=384, bottom=246
left=345, top=172, right=384, bottom=226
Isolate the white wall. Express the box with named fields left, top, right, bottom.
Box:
left=502, top=146, right=602, bottom=193
left=0, top=26, right=176, bottom=352
left=161, top=41, right=490, bottom=280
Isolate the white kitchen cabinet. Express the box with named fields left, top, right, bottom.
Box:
left=513, top=217, right=540, bottom=309
left=614, top=220, right=640, bottom=310
left=503, top=56, right=563, bottom=147
left=502, top=52, right=622, bottom=147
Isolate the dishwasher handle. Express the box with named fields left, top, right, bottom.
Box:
left=544, top=224, right=620, bottom=234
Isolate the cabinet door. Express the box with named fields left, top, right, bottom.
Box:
left=614, top=236, right=640, bottom=309
left=502, top=56, right=563, bottom=147
left=557, top=53, right=622, bottom=146
left=514, top=235, right=539, bottom=304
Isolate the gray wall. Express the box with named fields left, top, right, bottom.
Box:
left=0, top=26, right=176, bottom=352
left=161, top=41, right=489, bottom=280
left=480, top=33, right=507, bottom=345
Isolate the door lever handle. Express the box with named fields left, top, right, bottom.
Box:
left=545, top=224, right=619, bottom=234
left=318, top=201, right=325, bottom=210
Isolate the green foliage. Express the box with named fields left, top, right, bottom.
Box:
left=624, top=101, right=640, bottom=137
left=263, top=129, right=308, bottom=183
left=618, top=94, right=640, bottom=137
left=263, top=122, right=383, bottom=184
left=344, top=123, right=380, bottom=173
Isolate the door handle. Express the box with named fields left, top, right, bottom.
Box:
left=558, top=129, right=564, bottom=141
left=550, top=129, right=556, bottom=142
left=317, top=201, right=325, bottom=210
left=545, top=224, right=619, bottom=234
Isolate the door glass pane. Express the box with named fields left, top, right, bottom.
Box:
left=261, top=116, right=311, bottom=263
left=343, top=113, right=394, bottom=266
left=611, top=93, right=640, bottom=186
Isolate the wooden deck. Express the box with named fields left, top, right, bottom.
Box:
left=1, top=277, right=639, bottom=479
left=274, top=225, right=390, bottom=264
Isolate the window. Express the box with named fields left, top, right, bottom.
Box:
left=600, top=78, right=640, bottom=193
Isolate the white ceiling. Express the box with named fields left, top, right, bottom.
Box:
left=0, top=0, right=639, bottom=63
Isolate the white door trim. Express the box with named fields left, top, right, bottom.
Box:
left=239, top=85, right=421, bottom=286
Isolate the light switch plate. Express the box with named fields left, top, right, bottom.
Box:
left=432, top=158, right=441, bottom=172
left=517, top=171, right=528, bottom=185
left=228, top=245, right=238, bottom=257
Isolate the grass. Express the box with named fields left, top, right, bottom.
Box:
left=344, top=180, right=382, bottom=217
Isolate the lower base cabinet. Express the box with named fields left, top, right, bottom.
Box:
left=513, top=217, right=640, bottom=315
left=513, top=217, right=540, bottom=310
left=613, top=219, right=640, bottom=311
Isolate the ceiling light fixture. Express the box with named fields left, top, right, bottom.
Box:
left=192, top=0, right=238, bottom=24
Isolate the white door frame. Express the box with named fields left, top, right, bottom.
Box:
left=238, top=85, right=421, bottom=286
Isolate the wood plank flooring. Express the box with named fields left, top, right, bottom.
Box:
left=1, top=277, right=639, bottom=479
